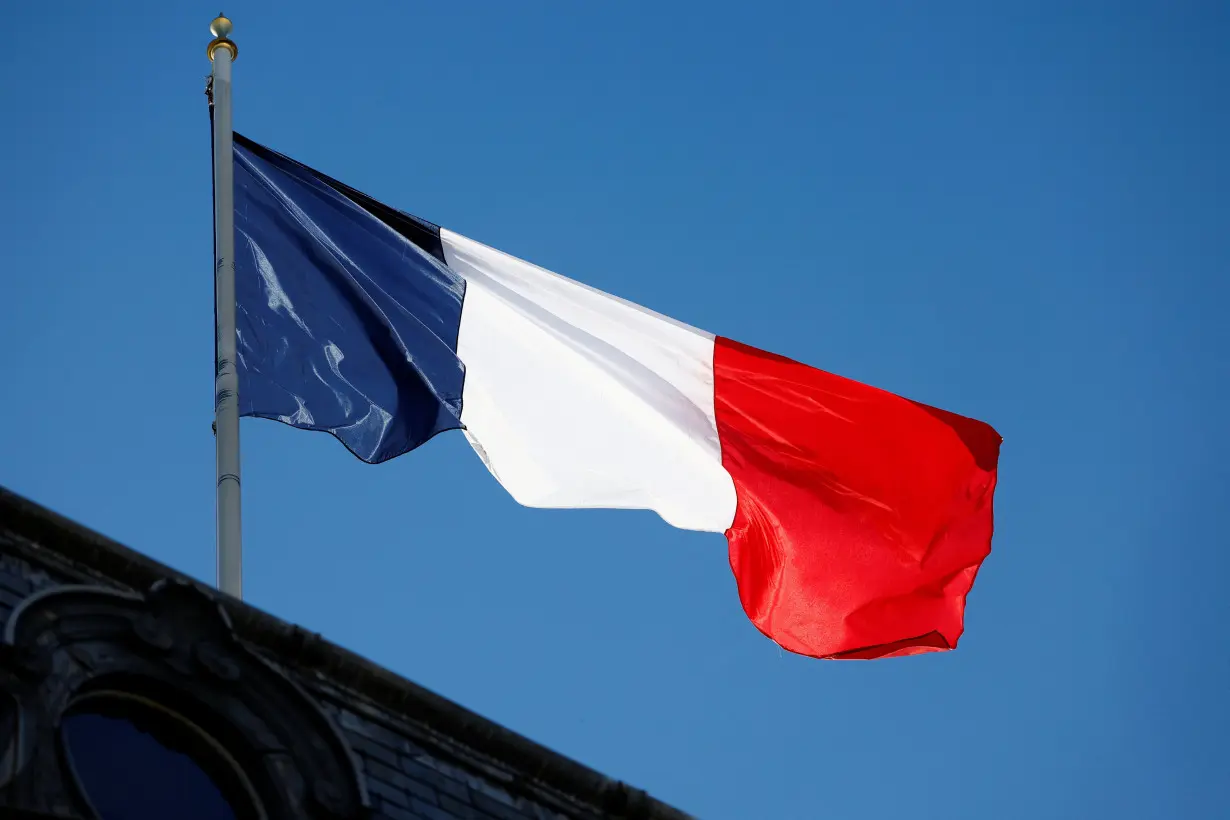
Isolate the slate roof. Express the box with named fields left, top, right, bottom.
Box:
left=0, top=486, right=692, bottom=820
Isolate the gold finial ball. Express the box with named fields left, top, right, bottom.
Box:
left=210, top=14, right=233, bottom=39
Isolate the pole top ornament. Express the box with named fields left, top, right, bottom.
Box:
left=208, top=14, right=238, bottom=62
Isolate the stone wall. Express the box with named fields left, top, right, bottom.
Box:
left=0, top=490, right=689, bottom=820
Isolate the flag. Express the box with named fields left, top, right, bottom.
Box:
left=231, top=134, right=1002, bottom=660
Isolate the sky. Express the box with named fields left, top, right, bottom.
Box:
left=2, top=2, right=1228, bottom=818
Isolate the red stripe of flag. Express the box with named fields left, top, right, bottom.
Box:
left=712, top=337, right=1001, bottom=659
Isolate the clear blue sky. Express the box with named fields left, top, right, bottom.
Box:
left=3, top=3, right=1227, bottom=817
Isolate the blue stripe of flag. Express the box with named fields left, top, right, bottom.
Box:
left=232, top=135, right=466, bottom=463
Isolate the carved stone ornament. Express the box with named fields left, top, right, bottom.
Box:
left=0, top=579, right=370, bottom=819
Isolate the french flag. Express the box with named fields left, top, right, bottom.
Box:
left=232, top=134, right=1002, bottom=660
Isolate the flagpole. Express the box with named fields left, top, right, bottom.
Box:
left=208, top=14, right=242, bottom=599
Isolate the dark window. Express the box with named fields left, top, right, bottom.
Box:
left=61, top=692, right=261, bottom=820
left=0, top=691, right=16, bottom=784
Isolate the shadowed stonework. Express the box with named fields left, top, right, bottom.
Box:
left=0, top=487, right=691, bottom=820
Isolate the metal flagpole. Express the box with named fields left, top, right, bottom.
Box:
left=208, top=14, right=242, bottom=599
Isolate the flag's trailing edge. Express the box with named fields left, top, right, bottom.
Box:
left=232, top=134, right=1002, bottom=660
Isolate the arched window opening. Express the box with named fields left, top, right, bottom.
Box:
left=60, top=690, right=263, bottom=820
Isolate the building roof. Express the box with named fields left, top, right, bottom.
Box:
left=0, top=485, right=691, bottom=820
